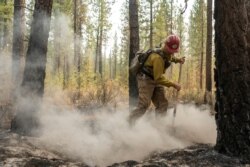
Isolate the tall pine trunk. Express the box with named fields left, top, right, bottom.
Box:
left=95, top=27, right=100, bottom=74
left=204, top=0, right=213, bottom=104
left=149, top=0, right=153, bottom=48
left=98, top=0, right=104, bottom=77
left=199, top=0, right=204, bottom=90
left=53, top=1, right=61, bottom=75
left=11, top=0, right=53, bottom=135
left=214, top=0, right=250, bottom=161
left=73, top=0, right=82, bottom=91
left=12, top=0, right=26, bottom=99
left=3, top=0, right=8, bottom=49
left=129, top=0, right=139, bottom=109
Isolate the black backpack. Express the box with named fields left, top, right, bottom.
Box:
left=129, top=49, right=154, bottom=76
left=129, top=48, right=171, bottom=77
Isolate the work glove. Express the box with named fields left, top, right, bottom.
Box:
left=178, top=57, right=185, bottom=64
left=173, top=83, right=181, bottom=91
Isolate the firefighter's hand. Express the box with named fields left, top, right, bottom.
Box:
left=179, top=57, right=185, bottom=64
left=173, top=83, right=181, bottom=91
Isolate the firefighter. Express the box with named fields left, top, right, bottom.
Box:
left=128, top=34, right=185, bottom=125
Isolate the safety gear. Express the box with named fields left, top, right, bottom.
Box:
left=128, top=75, right=168, bottom=126
left=165, top=35, right=180, bottom=54
left=129, top=48, right=164, bottom=77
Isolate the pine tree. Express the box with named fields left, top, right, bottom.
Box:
left=11, top=0, right=53, bottom=135
left=214, top=0, right=250, bottom=161
left=129, top=0, right=139, bottom=109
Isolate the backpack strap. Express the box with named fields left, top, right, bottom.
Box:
left=139, top=48, right=160, bottom=80
left=140, top=48, right=171, bottom=79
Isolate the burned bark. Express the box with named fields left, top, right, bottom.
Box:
left=214, top=0, right=250, bottom=161
left=204, top=0, right=213, bottom=104
left=129, top=0, right=140, bottom=109
left=12, top=0, right=26, bottom=98
left=11, top=0, right=53, bottom=135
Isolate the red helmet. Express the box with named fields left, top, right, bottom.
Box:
left=165, top=35, right=180, bottom=54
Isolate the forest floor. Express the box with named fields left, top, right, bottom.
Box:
left=0, top=129, right=248, bottom=167
left=0, top=103, right=249, bottom=167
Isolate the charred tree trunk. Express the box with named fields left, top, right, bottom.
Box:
left=129, top=0, right=139, bottom=109
left=12, top=0, right=26, bottom=99
left=247, top=1, right=250, bottom=55
left=204, top=0, right=213, bottom=104
left=11, top=0, right=53, bottom=135
left=214, top=0, right=250, bottom=161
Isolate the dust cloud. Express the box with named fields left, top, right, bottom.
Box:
left=0, top=52, right=12, bottom=103
left=37, top=96, right=216, bottom=166
left=0, top=12, right=217, bottom=167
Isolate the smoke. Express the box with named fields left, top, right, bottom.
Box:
left=0, top=51, right=12, bottom=103
left=37, top=96, right=216, bottom=166
left=0, top=7, right=217, bottom=166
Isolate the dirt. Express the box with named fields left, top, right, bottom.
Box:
left=0, top=130, right=88, bottom=167
left=0, top=129, right=249, bottom=167
left=110, top=144, right=247, bottom=167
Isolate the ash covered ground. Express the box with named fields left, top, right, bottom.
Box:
left=0, top=103, right=249, bottom=167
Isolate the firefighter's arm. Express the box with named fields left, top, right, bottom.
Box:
left=171, top=56, right=185, bottom=64
left=152, top=55, right=176, bottom=88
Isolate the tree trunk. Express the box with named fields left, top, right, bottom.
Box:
left=170, top=0, right=173, bottom=34
left=95, top=27, right=100, bottom=74
left=149, top=0, right=153, bottom=48
left=53, top=1, right=61, bottom=75
left=246, top=1, right=250, bottom=56
left=178, top=14, right=184, bottom=83
left=204, top=0, right=213, bottom=104
left=12, top=0, right=26, bottom=99
left=0, top=17, right=3, bottom=49
left=3, top=0, right=8, bottom=49
left=73, top=0, right=77, bottom=65
left=99, top=27, right=103, bottom=77
left=77, top=0, right=82, bottom=91
left=63, top=53, right=69, bottom=90
left=199, top=0, right=204, bottom=90
left=129, top=0, right=139, bottom=109
left=214, top=0, right=250, bottom=161
left=109, top=51, right=112, bottom=79
left=98, top=0, right=104, bottom=77
left=11, top=0, right=53, bottom=135
left=168, top=0, right=173, bottom=80
left=113, top=33, right=118, bottom=79
left=73, top=0, right=82, bottom=91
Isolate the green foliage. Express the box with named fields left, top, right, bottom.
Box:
left=0, top=5, right=12, bottom=20
left=28, top=0, right=212, bottom=106
left=53, top=0, right=72, bottom=15
left=188, top=0, right=207, bottom=58
left=153, top=0, right=171, bottom=46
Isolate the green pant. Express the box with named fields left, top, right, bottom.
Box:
left=129, top=73, right=168, bottom=125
